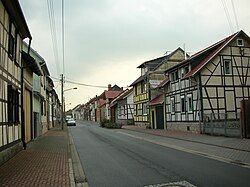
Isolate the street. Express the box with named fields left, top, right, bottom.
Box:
left=70, top=121, right=250, bottom=187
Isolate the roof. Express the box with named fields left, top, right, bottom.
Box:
left=2, top=0, right=31, bottom=39
left=129, top=74, right=146, bottom=87
left=98, top=99, right=106, bottom=108
left=166, top=31, right=247, bottom=78
left=21, top=51, right=42, bottom=76
left=149, top=94, right=164, bottom=106
left=184, top=31, right=243, bottom=78
left=109, top=89, right=133, bottom=108
left=137, top=47, right=185, bottom=70
left=99, top=90, right=123, bottom=100
left=156, top=77, right=170, bottom=88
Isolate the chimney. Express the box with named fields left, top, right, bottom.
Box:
left=108, top=84, right=112, bottom=91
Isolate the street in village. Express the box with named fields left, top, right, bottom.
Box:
left=69, top=121, right=250, bottom=187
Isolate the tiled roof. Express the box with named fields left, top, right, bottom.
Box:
left=166, top=31, right=245, bottom=78
left=156, top=77, right=170, bottom=88
left=105, top=90, right=123, bottom=99
left=149, top=94, right=164, bottom=106
left=98, top=99, right=106, bottom=107
left=129, top=74, right=146, bottom=87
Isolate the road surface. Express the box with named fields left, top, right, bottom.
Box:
left=70, top=121, right=250, bottom=187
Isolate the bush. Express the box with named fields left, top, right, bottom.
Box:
left=100, top=119, right=110, bottom=127
left=105, top=122, right=122, bottom=129
left=100, top=119, right=121, bottom=129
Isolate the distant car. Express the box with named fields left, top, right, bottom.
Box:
left=65, top=115, right=72, bottom=122
left=67, top=118, right=76, bottom=126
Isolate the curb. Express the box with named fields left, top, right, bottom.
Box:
left=117, top=131, right=250, bottom=169
left=121, top=127, right=250, bottom=153
left=68, top=128, right=89, bottom=187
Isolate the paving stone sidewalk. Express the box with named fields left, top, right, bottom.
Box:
left=122, top=125, right=250, bottom=152
left=121, top=125, right=250, bottom=166
left=0, top=125, right=70, bottom=187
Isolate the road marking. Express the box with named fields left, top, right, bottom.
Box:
left=116, top=131, right=250, bottom=169
left=144, top=180, right=196, bottom=187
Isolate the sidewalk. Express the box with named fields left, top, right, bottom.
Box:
left=121, top=125, right=250, bottom=167
left=0, top=125, right=70, bottom=187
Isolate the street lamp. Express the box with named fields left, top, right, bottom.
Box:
left=61, top=87, right=77, bottom=130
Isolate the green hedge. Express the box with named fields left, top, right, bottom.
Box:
left=100, top=119, right=121, bottom=129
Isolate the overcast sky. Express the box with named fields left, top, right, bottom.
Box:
left=19, top=0, right=250, bottom=110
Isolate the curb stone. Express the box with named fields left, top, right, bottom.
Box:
left=68, top=127, right=89, bottom=187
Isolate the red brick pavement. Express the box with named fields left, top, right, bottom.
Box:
left=0, top=126, right=70, bottom=187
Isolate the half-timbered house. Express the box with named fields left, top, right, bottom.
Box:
left=110, top=88, right=134, bottom=125
left=164, top=30, right=250, bottom=137
left=130, top=48, right=186, bottom=127
left=0, top=0, right=32, bottom=164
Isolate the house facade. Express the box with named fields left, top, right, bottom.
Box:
left=130, top=48, right=186, bottom=127
left=110, top=89, right=134, bottom=125
left=21, top=51, right=42, bottom=143
left=0, top=0, right=32, bottom=165
left=164, top=31, right=250, bottom=137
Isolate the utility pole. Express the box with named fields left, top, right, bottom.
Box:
left=61, top=74, right=64, bottom=130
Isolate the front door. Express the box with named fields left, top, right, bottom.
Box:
left=156, top=106, right=164, bottom=129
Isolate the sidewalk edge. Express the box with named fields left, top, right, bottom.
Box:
left=68, top=128, right=89, bottom=187
left=122, top=127, right=250, bottom=153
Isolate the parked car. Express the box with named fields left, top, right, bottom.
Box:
left=67, top=118, right=76, bottom=126
left=65, top=115, right=72, bottom=122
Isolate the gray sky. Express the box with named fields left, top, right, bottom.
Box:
left=19, top=0, right=250, bottom=110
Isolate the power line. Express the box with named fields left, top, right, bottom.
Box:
left=231, top=0, right=239, bottom=30
left=221, top=0, right=234, bottom=33
left=46, top=0, right=61, bottom=76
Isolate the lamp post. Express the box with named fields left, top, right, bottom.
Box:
left=62, top=87, right=77, bottom=130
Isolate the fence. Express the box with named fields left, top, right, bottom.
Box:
left=203, top=112, right=240, bottom=137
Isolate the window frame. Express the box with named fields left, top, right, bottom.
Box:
left=237, top=39, right=244, bottom=47
left=181, top=95, right=186, bottom=113
left=187, top=94, right=193, bottom=113
left=224, top=59, right=232, bottom=75
left=170, top=97, right=175, bottom=114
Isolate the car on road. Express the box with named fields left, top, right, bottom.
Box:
left=67, top=118, right=76, bottom=126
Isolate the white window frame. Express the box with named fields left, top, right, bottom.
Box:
left=142, top=103, right=147, bottom=115
left=224, top=59, right=232, bottom=75
left=170, top=97, right=175, bottom=114
left=237, top=39, right=244, bottom=47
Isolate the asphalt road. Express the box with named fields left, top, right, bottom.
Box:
left=70, top=121, right=250, bottom=187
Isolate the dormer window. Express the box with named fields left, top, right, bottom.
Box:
left=237, top=39, right=244, bottom=47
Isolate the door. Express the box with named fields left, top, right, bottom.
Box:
left=156, top=106, right=164, bottom=129
left=24, top=89, right=32, bottom=142
left=151, top=110, right=155, bottom=129
left=241, top=100, right=250, bottom=138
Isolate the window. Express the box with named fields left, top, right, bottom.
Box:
left=141, top=82, right=147, bottom=93
left=171, top=71, right=179, bottom=81
left=187, top=94, right=193, bottom=112
left=7, top=85, right=19, bottom=123
left=237, top=39, right=244, bottom=47
left=8, top=22, right=16, bottom=60
left=134, top=104, right=137, bottom=115
left=142, top=103, right=147, bottom=115
left=181, top=95, right=185, bottom=113
left=224, top=60, right=231, bottom=75
left=170, top=97, right=175, bottom=113
left=181, top=66, right=189, bottom=78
